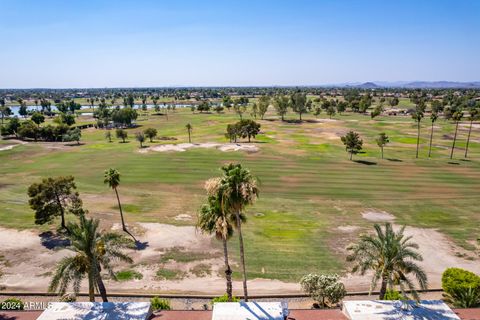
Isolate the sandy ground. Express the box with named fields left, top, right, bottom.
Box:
left=349, top=210, right=480, bottom=291
left=0, top=140, right=27, bottom=151
left=1, top=213, right=479, bottom=295
left=139, top=143, right=259, bottom=153
left=361, top=210, right=395, bottom=222
left=0, top=223, right=298, bottom=295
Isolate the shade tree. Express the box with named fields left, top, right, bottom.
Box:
left=341, top=131, right=363, bottom=160
left=135, top=132, right=145, bottom=148
left=144, top=128, right=157, bottom=142
left=27, top=176, right=84, bottom=231
left=375, top=132, right=389, bottom=159
left=115, top=128, right=128, bottom=143
left=273, top=95, right=289, bottom=121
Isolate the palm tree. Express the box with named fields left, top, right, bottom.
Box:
left=186, top=123, right=193, bottom=143
left=347, top=223, right=428, bottom=300
left=428, top=112, right=438, bottom=158
left=218, top=163, right=258, bottom=301
left=450, top=111, right=463, bottom=159
left=104, top=168, right=135, bottom=240
left=197, top=180, right=243, bottom=301
left=412, top=109, right=424, bottom=159
left=49, top=215, right=133, bottom=302
left=464, top=108, right=478, bottom=158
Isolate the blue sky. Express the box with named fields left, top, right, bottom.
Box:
left=0, top=0, right=479, bottom=88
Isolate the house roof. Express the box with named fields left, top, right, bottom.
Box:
left=0, top=308, right=478, bottom=320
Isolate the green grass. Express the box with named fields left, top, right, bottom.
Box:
left=190, top=263, right=212, bottom=277
left=1, top=106, right=480, bottom=282
left=156, top=268, right=186, bottom=280
left=159, top=247, right=219, bottom=263
left=115, top=269, right=143, bottom=281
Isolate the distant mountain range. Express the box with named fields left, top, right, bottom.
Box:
left=342, top=81, right=480, bottom=89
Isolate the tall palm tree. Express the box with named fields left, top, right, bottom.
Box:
left=347, top=223, right=428, bottom=300
left=219, top=163, right=258, bottom=301
left=428, top=112, right=438, bottom=158
left=186, top=123, right=193, bottom=143
left=90, top=97, right=96, bottom=112
left=197, top=180, right=244, bottom=301
left=450, top=111, right=463, bottom=159
left=104, top=168, right=134, bottom=240
left=412, top=109, right=424, bottom=159
left=464, top=108, right=478, bottom=158
left=49, top=215, right=133, bottom=302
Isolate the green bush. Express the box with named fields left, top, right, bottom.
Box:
left=60, top=294, right=76, bottom=302
left=211, top=294, right=240, bottom=304
left=442, top=268, right=480, bottom=308
left=383, top=290, right=406, bottom=301
left=150, top=297, right=171, bottom=311
left=116, top=270, right=143, bottom=281
left=0, top=298, right=24, bottom=310
left=300, top=273, right=346, bottom=308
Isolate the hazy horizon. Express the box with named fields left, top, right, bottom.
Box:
left=2, top=80, right=480, bottom=90
left=1, top=0, right=479, bottom=88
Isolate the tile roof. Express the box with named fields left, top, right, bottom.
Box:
left=0, top=308, right=478, bottom=320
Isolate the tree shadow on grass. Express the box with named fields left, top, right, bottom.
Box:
left=386, top=158, right=403, bottom=162
left=353, top=160, right=377, bottom=166
left=39, top=231, right=70, bottom=250
left=64, top=143, right=85, bottom=147
left=459, top=158, right=471, bottom=162
left=447, top=161, right=460, bottom=165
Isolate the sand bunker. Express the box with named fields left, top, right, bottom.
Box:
left=174, top=214, right=192, bottom=221
left=142, top=143, right=258, bottom=153
left=0, top=145, right=18, bottom=151
left=361, top=210, right=396, bottom=222
left=0, top=141, right=27, bottom=151
left=337, top=225, right=360, bottom=233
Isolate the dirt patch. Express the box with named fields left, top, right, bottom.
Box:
left=313, top=118, right=339, bottom=123
left=1, top=221, right=479, bottom=294
left=140, top=143, right=258, bottom=153
left=0, top=224, right=301, bottom=294
left=361, top=210, right=396, bottom=222
left=0, top=140, right=27, bottom=151
left=126, top=223, right=214, bottom=261
left=342, top=216, right=480, bottom=291
left=174, top=214, right=192, bottom=221
left=337, top=225, right=360, bottom=233
left=0, top=144, right=19, bottom=151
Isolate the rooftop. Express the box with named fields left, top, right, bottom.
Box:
left=1, top=308, right=478, bottom=320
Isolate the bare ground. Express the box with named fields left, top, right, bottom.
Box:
left=139, top=143, right=259, bottom=153
left=1, top=214, right=479, bottom=295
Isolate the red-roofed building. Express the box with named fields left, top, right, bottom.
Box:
left=0, top=309, right=478, bottom=320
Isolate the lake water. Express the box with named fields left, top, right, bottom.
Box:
left=8, top=104, right=193, bottom=117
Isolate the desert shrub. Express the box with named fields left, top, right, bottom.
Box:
left=300, top=273, right=346, bottom=308
left=442, top=268, right=480, bottom=307
left=0, top=298, right=24, bottom=310
left=156, top=267, right=185, bottom=280
left=211, top=294, right=240, bottom=304
left=150, top=297, right=171, bottom=310
left=60, top=293, right=76, bottom=302
left=383, top=289, right=406, bottom=301
left=116, top=269, right=143, bottom=281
